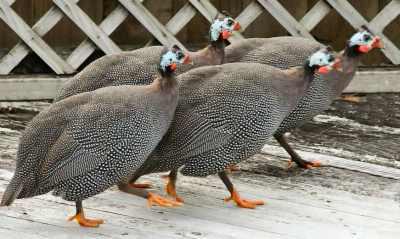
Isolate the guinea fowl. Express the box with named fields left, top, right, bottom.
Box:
left=0, top=47, right=189, bottom=227
left=123, top=48, right=341, bottom=207
left=54, top=16, right=240, bottom=102
left=224, top=28, right=383, bottom=168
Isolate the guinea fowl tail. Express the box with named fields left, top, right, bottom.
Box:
left=1, top=176, right=24, bottom=206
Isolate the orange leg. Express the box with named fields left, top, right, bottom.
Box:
left=147, top=192, right=183, bottom=208
left=275, top=134, right=323, bottom=169
left=226, top=164, right=241, bottom=173
left=218, top=172, right=264, bottom=209
left=129, top=181, right=153, bottom=189
left=162, top=170, right=184, bottom=203
left=68, top=201, right=104, bottom=227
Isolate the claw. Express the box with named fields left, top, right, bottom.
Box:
left=147, top=192, right=183, bottom=208
left=340, top=95, right=363, bottom=103
left=68, top=212, right=104, bottom=228
left=288, top=159, right=321, bottom=169
left=224, top=189, right=264, bottom=209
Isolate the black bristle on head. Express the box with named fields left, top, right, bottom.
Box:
left=344, top=40, right=362, bottom=57
left=304, top=59, right=316, bottom=75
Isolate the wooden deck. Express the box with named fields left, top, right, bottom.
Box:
left=0, top=98, right=400, bottom=238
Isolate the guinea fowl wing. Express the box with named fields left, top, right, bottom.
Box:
left=39, top=102, right=157, bottom=190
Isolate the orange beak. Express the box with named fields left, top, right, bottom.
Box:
left=170, top=63, right=177, bottom=71
left=222, top=30, right=231, bottom=40
left=182, top=54, right=192, bottom=65
left=233, top=22, right=241, bottom=31
left=317, top=66, right=330, bottom=74
left=371, top=36, right=384, bottom=49
left=358, top=45, right=371, bottom=53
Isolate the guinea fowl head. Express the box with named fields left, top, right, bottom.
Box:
left=305, top=46, right=341, bottom=75
left=345, top=27, right=384, bottom=56
left=159, top=45, right=191, bottom=76
left=209, top=15, right=241, bottom=43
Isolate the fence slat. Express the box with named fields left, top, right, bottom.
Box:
left=325, top=0, right=400, bottom=64
left=188, top=0, right=244, bottom=42
left=236, top=1, right=264, bottom=30
left=53, top=0, right=122, bottom=55
left=0, top=1, right=71, bottom=74
left=300, top=0, right=331, bottom=31
left=257, top=0, right=314, bottom=39
left=144, top=2, right=197, bottom=47
left=67, top=5, right=129, bottom=69
left=0, top=1, right=74, bottom=74
left=118, top=0, right=186, bottom=50
left=368, top=0, right=400, bottom=31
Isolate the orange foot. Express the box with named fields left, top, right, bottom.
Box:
left=288, top=160, right=322, bottom=169
left=68, top=212, right=104, bottom=227
left=340, top=95, right=362, bottom=103
left=129, top=182, right=153, bottom=189
left=147, top=192, right=183, bottom=208
left=165, top=179, right=184, bottom=203
left=224, top=190, right=265, bottom=209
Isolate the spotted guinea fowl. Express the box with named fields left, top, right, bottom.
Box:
left=0, top=47, right=189, bottom=227
left=54, top=16, right=240, bottom=102
left=123, top=48, right=341, bottom=207
left=224, top=28, right=383, bottom=168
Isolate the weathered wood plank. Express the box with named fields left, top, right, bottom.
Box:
left=67, top=5, right=129, bottom=69
left=0, top=1, right=74, bottom=74
left=0, top=69, right=398, bottom=101
left=118, top=0, right=187, bottom=50
left=325, top=0, right=400, bottom=64
left=53, top=0, right=121, bottom=55
left=188, top=0, right=244, bottom=42
left=235, top=1, right=264, bottom=30
left=0, top=166, right=399, bottom=239
left=256, top=0, right=314, bottom=39
left=300, top=0, right=331, bottom=31
left=0, top=76, right=68, bottom=101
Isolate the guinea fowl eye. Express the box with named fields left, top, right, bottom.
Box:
left=227, top=19, right=233, bottom=26
left=363, top=34, right=372, bottom=42
left=328, top=55, right=334, bottom=62
left=176, top=52, right=184, bottom=60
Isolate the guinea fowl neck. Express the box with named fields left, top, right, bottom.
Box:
left=190, top=37, right=226, bottom=65
left=282, top=65, right=315, bottom=102
left=156, top=70, right=178, bottom=92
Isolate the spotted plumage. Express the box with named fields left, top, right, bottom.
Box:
left=224, top=31, right=383, bottom=167
left=1, top=48, right=187, bottom=227
left=129, top=48, right=337, bottom=189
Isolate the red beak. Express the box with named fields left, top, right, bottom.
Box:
left=170, top=63, right=177, bottom=71
left=317, top=66, right=330, bottom=74
left=372, top=36, right=384, bottom=49
left=233, top=22, right=241, bottom=31
left=183, top=54, right=192, bottom=64
left=358, top=45, right=371, bottom=53
left=222, top=30, right=231, bottom=40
